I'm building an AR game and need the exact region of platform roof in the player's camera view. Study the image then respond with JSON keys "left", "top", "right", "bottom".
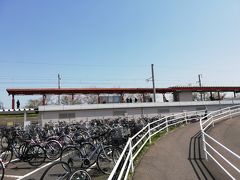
{"left": 6, "top": 86, "right": 240, "bottom": 96}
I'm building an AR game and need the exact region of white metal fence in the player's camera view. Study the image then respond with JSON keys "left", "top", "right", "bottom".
{"left": 108, "top": 110, "right": 206, "bottom": 180}
{"left": 200, "top": 105, "right": 240, "bottom": 180}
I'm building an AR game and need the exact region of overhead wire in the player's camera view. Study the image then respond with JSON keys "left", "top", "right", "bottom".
{"left": 1, "top": 61, "right": 148, "bottom": 68}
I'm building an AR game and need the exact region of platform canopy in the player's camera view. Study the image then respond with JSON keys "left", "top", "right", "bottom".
{"left": 6, "top": 86, "right": 240, "bottom": 96}
{"left": 7, "top": 87, "right": 171, "bottom": 95}
{"left": 6, "top": 86, "right": 240, "bottom": 109}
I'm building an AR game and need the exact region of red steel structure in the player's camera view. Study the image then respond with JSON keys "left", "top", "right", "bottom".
{"left": 7, "top": 87, "right": 240, "bottom": 109}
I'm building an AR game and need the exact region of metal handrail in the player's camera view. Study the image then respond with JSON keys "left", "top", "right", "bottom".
{"left": 201, "top": 105, "right": 240, "bottom": 126}
{"left": 205, "top": 151, "right": 236, "bottom": 180}
{"left": 108, "top": 110, "right": 206, "bottom": 180}
{"left": 203, "top": 132, "right": 240, "bottom": 159}
{"left": 199, "top": 105, "right": 240, "bottom": 180}
{"left": 204, "top": 141, "right": 240, "bottom": 174}
{"left": 150, "top": 121, "right": 166, "bottom": 131}
{"left": 108, "top": 140, "right": 131, "bottom": 180}
{"left": 108, "top": 106, "right": 240, "bottom": 180}
{"left": 131, "top": 125, "right": 148, "bottom": 140}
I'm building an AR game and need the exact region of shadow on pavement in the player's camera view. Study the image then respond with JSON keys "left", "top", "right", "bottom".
{"left": 188, "top": 131, "right": 215, "bottom": 180}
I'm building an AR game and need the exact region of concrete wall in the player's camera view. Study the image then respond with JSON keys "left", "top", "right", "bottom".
{"left": 39, "top": 100, "right": 240, "bottom": 125}
{"left": 179, "top": 92, "right": 193, "bottom": 101}
{"left": 0, "top": 116, "right": 39, "bottom": 127}
{"left": 173, "top": 92, "right": 193, "bottom": 101}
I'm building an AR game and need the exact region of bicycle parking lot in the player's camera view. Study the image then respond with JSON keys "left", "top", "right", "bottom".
{"left": 0, "top": 111, "right": 205, "bottom": 180}
{"left": 0, "top": 116, "right": 162, "bottom": 180}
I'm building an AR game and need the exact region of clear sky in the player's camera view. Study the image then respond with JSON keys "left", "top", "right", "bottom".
{"left": 0, "top": 0, "right": 240, "bottom": 108}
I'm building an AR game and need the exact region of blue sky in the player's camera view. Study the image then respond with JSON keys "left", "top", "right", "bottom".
{"left": 0, "top": 0, "right": 240, "bottom": 108}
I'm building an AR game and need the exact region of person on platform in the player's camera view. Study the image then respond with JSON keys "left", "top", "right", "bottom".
{"left": 16, "top": 100, "right": 20, "bottom": 109}
{"left": 135, "top": 98, "right": 138, "bottom": 103}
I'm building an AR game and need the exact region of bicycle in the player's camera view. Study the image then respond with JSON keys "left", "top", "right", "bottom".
{"left": 60, "top": 132, "right": 122, "bottom": 175}
{"left": 1, "top": 137, "right": 46, "bottom": 167}
{"left": 0, "top": 158, "right": 4, "bottom": 180}
{"left": 40, "top": 161, "right": 91, "bottom": 180}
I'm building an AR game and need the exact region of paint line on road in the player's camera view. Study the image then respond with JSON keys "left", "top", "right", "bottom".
{"left": 10, "top": 152, "right": 95, "bottom": 180}
{"left": 17, "top": 158, "right": 60, "bottom": 180}
{"left": 11, "top": 158, "right": 19, "bottom": 163}
{"left": 5, "top": 158, "right": 20, "bottom": 166}
{"left": 15, "top": 151, "right": 72, "bottom": 180}
{"left": 4, "top": 174, "right": 23, "bottom": 178}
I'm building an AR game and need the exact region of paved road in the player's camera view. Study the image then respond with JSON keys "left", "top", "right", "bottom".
{"left": 133, "top": 117, "right": 240, "bottom": 180}
{"left": 4, "top": 160, "right": 108, "bottom": 180}
{"left": 3, "top": 156, "right": 108, "bottom": 180}
{"left": 204, "top": 116, "right": 240, "bottom": 179}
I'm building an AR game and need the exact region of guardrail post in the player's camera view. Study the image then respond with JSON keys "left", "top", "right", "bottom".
{"left": 129, "top": 138, "right": 134, "bottom": 173}
{"left": 166, "top": 117, "right": 169, "bottom": 132}
{"left": 148, "top": 123, "right": 152, "bottom": 144}
{"left": 200, "top": 120, "right": 208, "bottom": 161}
{"left": 202, "top": 132, "right": 208, "bottom": 161}
{"left": 210, "top": 114, "right": 214, "bottom": 127}
{"left": 230, "top": 109, "right": 232, "bottom": 119}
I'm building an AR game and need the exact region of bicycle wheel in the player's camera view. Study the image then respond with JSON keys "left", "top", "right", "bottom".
{"left": 69, "top": 169, "right": 91, "bottom": 180}
{"left": 12, "top": 136, "right": 22, "bottom": 153}
{"left": 0, "top": 161, "right": 4, "bottom": 180}
{"left": 45, "top": 140, "right": 62, "bottom": 160}
{"left": 0, "top": 149, "right": 13, "bottom": 167}
{"left": 26, "top": 145, "right": 46, "bottom": 166}
{"left": 62, "top": 135, "right": 74, "bottom": 147}
{"left": 20, "top": 143, "right": 31, "bottom": 162}
{"left": 97, "top": 146, "right": 122, "bottom": 174}
{"left": 60, "top": 146, "right": 83, "bottom": 171}
{"left": 40, "top": 161, "right": 71, "bottom": 180}
{"left": 0, "top": 136, "right": 8, "bottom": 150}
{"left": 79, "top": 142, "right": 96, "bottom": 168}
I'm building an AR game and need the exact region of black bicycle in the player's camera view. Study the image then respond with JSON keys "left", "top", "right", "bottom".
{"left": 40, "top": 161, "right": 91, "bottom": 180}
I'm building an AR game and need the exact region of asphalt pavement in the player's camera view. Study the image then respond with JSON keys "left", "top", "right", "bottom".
{"left": 133, "top": 117, "right": 240, "bottom": 180}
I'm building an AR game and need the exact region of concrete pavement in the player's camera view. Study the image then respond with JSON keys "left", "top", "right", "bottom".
{"left": 133, "top": 117, "right": 240, "bottom": 180}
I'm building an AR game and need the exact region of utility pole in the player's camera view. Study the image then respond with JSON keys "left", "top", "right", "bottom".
{"left": 198, "top": 74, "right": 203, "bottom": 101}
{"left": 58, "top": 74, "right": 61, "bottom": 105}
{"left": 151, "top": 64, "right": 156, "bottom": 102}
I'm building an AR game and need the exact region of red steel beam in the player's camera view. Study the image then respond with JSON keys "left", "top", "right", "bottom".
{"left": 6, "top": 86, "right": 240, "bottom": 96}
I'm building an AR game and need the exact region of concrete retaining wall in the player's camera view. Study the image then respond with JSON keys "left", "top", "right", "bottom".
{"left": 39, "top": 100, "right": 240, "bottom": 125}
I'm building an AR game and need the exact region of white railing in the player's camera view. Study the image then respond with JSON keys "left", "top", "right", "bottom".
{"left": 108, "top": 110, "right": 206, "bottom": 180}
{"left": 200, "top": 105, "right": 240, "bottom": 180}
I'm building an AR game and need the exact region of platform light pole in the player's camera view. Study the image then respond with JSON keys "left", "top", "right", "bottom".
{"left": 58, "top": 74, "right": 61, "bottom": 105}
{"left": 151, "top": 64, "right": 156, "bottom": 102}
{"left": 146, "top": 64, "right": 156, "bottom": 103}
{"left": 198, "top": 74, "right": 203, "bottom": 101}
